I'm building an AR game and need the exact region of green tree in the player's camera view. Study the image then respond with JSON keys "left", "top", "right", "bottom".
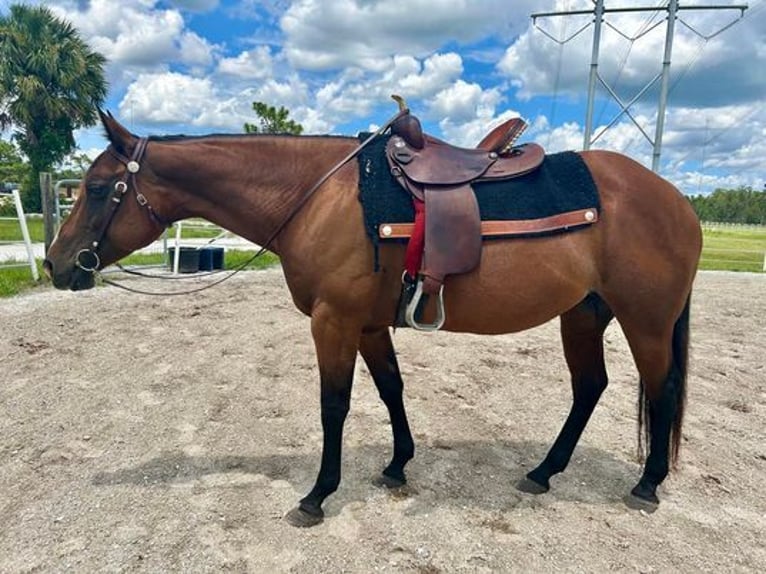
{"left": 0, "top": 4, "right": 107, "bottom": 212}
{"left": 54, "top": 150, "right": 91, "bottom": 180}
{"left": 0, "top": 138, "right": 29, "bottom": 189}
{"left": 244, "top": 101, "right": 303, "bottom": 135}
{"left": 688, "top": 186, "right": 766, "bottom": 224}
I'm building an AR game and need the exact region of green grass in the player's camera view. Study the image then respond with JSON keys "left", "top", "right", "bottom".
{"left": 0, "top": 217, "right": 45, "bottom": 242}
{"left": 699, "top": 227, "right": 766, "bottom": 272}
{"left": 0, "top": 261, "right": 44, "bottom": 297}
{"left": 1, "top": 224, "right": 764, "bottom": 298}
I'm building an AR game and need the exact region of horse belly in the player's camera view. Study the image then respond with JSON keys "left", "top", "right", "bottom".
{"left": 389, "top": 235, "right": 596, "bottom": 335}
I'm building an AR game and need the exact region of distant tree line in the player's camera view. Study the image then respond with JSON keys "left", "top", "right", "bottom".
{"left": 687, "top": 186, "right": 766, "bottom": 224}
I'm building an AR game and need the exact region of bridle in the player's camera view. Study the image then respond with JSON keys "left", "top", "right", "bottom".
{"left": 74, "top": 137, "right": 169, "bottom": 273}
{"left": 73, "top": 107, "right": 408, "bottom": 296}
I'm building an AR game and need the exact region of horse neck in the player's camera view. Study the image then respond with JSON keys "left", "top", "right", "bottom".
{"left": 149, "top": 135, "right": 355, "bottom": 250}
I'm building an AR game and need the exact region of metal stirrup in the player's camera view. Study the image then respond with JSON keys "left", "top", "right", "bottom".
{"left": 404, "top": 278, "right": 445, "bottom": 331}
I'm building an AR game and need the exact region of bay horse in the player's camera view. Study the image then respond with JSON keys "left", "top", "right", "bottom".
{"left": 44, "top": 111, "right": 701, "bottom": 527}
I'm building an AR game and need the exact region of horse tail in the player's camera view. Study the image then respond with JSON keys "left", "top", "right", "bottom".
{"left": 637, "top": 294, "right": 691, "bottom": 468}
{"left": 669, "top": 294, "right": 691, "bottom": 466}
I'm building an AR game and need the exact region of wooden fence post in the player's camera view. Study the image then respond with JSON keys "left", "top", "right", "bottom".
{"left": 39, "top": 172, "right": 55, "bottom": 255}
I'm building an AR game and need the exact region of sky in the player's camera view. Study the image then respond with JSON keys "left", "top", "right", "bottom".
{"left": 1, "top": 0, "right": 764, "bottom": 195}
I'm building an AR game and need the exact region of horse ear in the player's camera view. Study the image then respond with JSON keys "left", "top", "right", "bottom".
{"left": 99, "top": 109, "right": 136, "bottom": 156}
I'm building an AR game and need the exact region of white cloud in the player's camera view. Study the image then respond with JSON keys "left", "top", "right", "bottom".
{"left": 61, "top": 1, "right": 185, "bottom": 67}
{"left": 427, "top": 80, "right": 523, "bottom": 147}
{"left": 48, "top": 0, "right": 218, "bottom": 76}
{"left": 398, "top": 53, "right": 464, "bottom": 98}
{"left": 165, "top": 0, "right": 220, "bottom": 12}
{"left": 306, "top": 53, "right": 466, "bottom": 129}
{"left": 178, "top": 32, "right": 217, "bottom": 68}
{"left": 119, "top": 73, "right": 216, "bottom": 124}
{"left": 534, "top": 120, "right": 585, "bottom": 154}
{"left": 217, "top": 46, "right": 273, "bottom": 79}
{"left": 281, "top": 0, "right": 537, "bottom": 70}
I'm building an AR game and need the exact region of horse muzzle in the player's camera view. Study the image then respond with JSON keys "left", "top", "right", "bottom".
{"left": 43, "top": 255, "right": 97, "bottom": 291}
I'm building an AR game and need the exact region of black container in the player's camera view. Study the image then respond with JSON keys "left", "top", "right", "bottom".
{"left": 198, "top": 247, "right": 225, "bottom": 271}
{"left": 168, "top": 247, "right": 200, "bottom": 273}
{"left": 211, "top": 247, "right": 224, "bottom": 269}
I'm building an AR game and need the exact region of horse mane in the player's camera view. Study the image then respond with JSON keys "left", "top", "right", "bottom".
{"left": 145, "top": 133, "right": 355, "bottom": 143}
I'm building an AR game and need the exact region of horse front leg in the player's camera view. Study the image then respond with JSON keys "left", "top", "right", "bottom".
{"left": 285, "top": 306, "right": 361, "bottom": 528}
{"left": 359, "top": 328, "right": 415, "bottom": 487}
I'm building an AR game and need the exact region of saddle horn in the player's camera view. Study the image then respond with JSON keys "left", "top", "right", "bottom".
{"left": 389, "top": 94, "right": 424, "bottom": 149}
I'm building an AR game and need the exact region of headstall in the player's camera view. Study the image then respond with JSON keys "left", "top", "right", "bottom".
{"left": 75, "top": 137, "right": 170, "bottom": 272}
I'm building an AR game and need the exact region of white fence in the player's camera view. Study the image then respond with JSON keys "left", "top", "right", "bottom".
{"left": 0, "top": 189, "right": 39, "bottom": 280}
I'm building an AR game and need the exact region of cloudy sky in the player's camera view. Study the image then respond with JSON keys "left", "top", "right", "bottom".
{"left": 2, "top": 0, "right": 764, "bottom": 194}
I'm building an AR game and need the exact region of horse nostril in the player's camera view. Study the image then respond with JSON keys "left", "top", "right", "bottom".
{"left": 42, "top": 259, "right": 53, "bottom": 279}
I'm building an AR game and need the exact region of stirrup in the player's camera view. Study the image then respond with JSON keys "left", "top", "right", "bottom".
{"left": 404, "top": 277, "right": 445, "bottom": 331}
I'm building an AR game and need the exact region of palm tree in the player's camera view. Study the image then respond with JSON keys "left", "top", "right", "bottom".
{"left": 0, "top": 4, "right": 107, "bottom": 211}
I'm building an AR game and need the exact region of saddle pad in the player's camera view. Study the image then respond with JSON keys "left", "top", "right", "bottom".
{"left": 356, "top": 133, "right": 600, "bottom": 267}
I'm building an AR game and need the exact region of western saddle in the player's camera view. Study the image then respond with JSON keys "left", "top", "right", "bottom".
{"left": 384, "top": 95, "right": 545, "bottom": 331}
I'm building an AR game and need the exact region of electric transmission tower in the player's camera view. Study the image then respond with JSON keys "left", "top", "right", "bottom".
{"left": 532, "top": 0, "right": 748, "bottom": 172}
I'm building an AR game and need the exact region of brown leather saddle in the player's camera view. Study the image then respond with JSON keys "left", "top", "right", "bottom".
{"left": 384, "top": 99, "right": 545, "bottom": 330}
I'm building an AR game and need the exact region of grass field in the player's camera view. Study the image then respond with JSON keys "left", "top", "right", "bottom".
{"left": 699, "top": 225, "right": 766, "bottom": 273}
{"left": 1, "top": 219, "right": 764, "bottom": 298}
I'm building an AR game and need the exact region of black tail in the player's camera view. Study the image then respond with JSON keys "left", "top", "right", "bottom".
{"left": 638, "top": 294, "right": 691, "bottom": 467}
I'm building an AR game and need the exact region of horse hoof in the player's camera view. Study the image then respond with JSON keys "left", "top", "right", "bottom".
{"left": 624, "top": 493, "right": 659, "bottom": 513}
{"left": 625, "top": 483, "right": 660, "bottom": 513}
{"left": 516, "top": 476, "right": 549, "bottom": 495}
{"left": 284, "top": 506, "right": 324, "bottom": 527}
{"left": 373, "top": 473, "right": 406, "bottom": 489}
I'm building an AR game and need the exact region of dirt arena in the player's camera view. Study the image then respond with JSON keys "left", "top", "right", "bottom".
{"left": 1, "top": 269, "right": 764, "bottom": 573}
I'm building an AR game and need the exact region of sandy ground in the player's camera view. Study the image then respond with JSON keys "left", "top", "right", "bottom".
{"left": 0, "top": 269, "right": 764, "bottom": 573}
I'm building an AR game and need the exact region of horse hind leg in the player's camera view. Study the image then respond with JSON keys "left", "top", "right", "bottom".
{"left": 359, "top": 328, "right": 415, "bottom": 487}
{"left": 518, "top": 293, "right": 614, "bottom": 494}
{"left": 624, "top": 297, "right": 691, "bottom": 511}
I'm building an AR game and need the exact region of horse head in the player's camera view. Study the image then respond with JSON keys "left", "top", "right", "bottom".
{"left": 44, "top": 111, "right": 171, "bottom": 290}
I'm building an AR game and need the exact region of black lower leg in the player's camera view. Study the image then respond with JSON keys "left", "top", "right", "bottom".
{"left": 360, "top": 330, "right": 414, "bottom": 486}
{"left": 631, "top": 370, "right": 679, "bottom": 505}
{"left": 523, "top": 378, "right": 606, "bottom": 491}
{"left": 296, "top": 386, "right": 352, "bottom": 519}
{"left": 521, "top": 294, "right": 612, "bottom": 494}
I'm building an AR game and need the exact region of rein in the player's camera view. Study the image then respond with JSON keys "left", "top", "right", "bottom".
{"left": 85, "top": 108, "right": 408, "bottom": 296}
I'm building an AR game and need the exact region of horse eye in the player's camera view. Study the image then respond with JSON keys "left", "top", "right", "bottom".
{"left": 86, "top": 183, "right": 109, "bottom": 198}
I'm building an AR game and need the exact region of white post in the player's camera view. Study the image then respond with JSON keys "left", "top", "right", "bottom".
{"left": 173, "top": 221, "right": 183, "bottom": 274}
{"left": 12, "top": 189, "right": 39, "bottom": 281}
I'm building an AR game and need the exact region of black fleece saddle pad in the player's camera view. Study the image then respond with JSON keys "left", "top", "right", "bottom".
{"left": 356, "top": 133, "right": 599, "bottom": 248}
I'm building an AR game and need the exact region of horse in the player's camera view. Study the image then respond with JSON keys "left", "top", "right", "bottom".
{"left": 44, "top": 110, "right": 702, "bottom": 527}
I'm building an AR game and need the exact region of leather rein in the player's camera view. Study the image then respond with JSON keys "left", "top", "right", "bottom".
{"left": 77, "top": 108, "right": 407, "bottom": 296}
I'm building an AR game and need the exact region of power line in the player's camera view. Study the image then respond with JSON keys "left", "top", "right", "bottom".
{"left": 531, "top": 1, "right": 749, "bottom": 173}
{"left": 594, "top": 1, "right": 668, "bottom": 127}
